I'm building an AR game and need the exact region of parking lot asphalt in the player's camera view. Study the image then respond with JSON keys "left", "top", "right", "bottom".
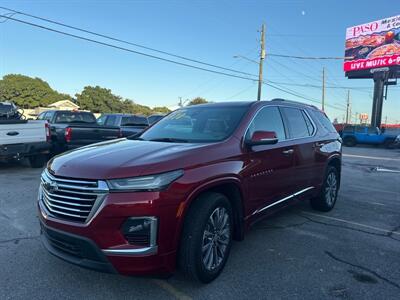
{"left": 0, "top": 146, "right": 399, "bottom": 300}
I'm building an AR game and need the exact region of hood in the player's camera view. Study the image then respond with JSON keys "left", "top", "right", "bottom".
{"left": 48, "top": 138, "right": 211, "bottom": 179}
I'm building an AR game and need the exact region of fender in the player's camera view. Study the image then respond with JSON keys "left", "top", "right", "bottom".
{"left": 172, "top": 175, "right": 246, "bottom": 251}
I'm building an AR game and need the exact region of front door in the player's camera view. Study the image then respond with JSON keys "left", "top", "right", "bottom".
{"left": 243, "top": 106, "right": 295, "bottom": 215}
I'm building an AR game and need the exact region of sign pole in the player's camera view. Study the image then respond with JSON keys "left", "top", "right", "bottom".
{"left": 371, "top": 71, "right": 388, "bottom": 128}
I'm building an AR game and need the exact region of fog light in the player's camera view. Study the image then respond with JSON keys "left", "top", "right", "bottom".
{"left": 122, "top": 217, "right": 158, "bottom": 247}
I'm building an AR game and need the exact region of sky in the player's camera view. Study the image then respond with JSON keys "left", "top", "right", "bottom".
{"left": 0, "top": 0, "right": 399, "bottom": 123}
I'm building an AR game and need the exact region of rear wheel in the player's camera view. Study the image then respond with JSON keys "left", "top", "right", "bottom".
{"left": 384, "top": 139, "right": 395, "bottom": 149}
{"left": 343, "top": 136, "right": 356, "bottom": 147}
{"left": 310, "top": 166, "right": 339, "bottom": 212}
{"left": 179, "top": 193, "right": 233, "bottom": 283}
{"left": 29, "top": 154, "right": 46, "bottom": 168}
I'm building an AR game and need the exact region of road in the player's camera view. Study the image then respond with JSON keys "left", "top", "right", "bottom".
{"left": 0, "top": 146, "right": 399, "bottom": 299}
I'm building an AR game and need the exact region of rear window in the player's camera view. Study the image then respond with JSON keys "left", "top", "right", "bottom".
{"left": 312, "top": 110, "right": 337, "bottom": 133}
{"left": 121, "top": 116, "right": 148, "bottom": 126}
{"left": 55, "top": 112, "right": 96, "bottom": 123}
{"left": 281, "top": 107, "right": 312, "bottom": 139}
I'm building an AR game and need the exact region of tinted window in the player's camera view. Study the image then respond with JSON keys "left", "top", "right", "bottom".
{"left": 105, "top": 115, "right": 117, "bottom": 126}
{"left": 281, "top": 107, "right": 310, "bottom": 139}
{"left": 97, "top": 115, "right": 107, "bottom": 125}
{"left": 44, "top": 111, "right": 55, "bottom": 122}
{"left": 148, "top": 115, "right": 164, "bottom": 125}
{"left": 343, "top": 125, "right": 355, "bottom": 133}
{"left": 355, "top": 126, "right": 366, "bottom": 133}
{"left": 121, "top": 116, "right": 148, "bottom": 126}
{"left": 302, "top": 111, "right": 315, "bottom": 135}
{"left": 312, "top": 110, "right": 337, "bottom": 133}
{"left": 54, "top": 112, "right": 96, "bottom": 123}
{"left": 367, "top": 127, "right": 378, "bottom": 134}
{"left": 140, "top": 106, "right": 248, "bottom": 143}
{"left": 246, "top": 106, "right": 286, "bottom": 141}
{"left": 37, "top": 112, "right": 46, "bottom": 120}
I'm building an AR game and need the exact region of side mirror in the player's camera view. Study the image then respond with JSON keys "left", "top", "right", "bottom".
{"left": 246, "top": 131, "right": 278, "bottom": 146}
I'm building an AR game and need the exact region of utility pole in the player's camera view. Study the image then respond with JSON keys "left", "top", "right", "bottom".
{"left": 257, "top": 24, "right": 265, "bottom": 101}
{"left": 384, "top": 115, "right": 388, "bottom": 125}
{"left": 345, "top": 90, "right": 350, "bottom": 124}
{"left": 321, "top": 67, "right": 325, "bottom": 111}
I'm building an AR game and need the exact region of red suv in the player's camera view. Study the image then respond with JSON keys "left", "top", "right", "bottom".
{"left": 38, "top": 99, "right": 341, "bottom": 283}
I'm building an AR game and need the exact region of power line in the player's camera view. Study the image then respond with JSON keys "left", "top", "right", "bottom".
{"left": 267, "top": 80, "right": 371, "bottom": 91}
{"left": 268, "top": 53, "right": 352, "bottom": 60}
{"left": 3, "top": 15, "right": 259, "bottom": 83}
{"left": 263, "top": 81, "right": 347, "bottom": 112}
{"left": 0, "top": 6, "right": 257, "bottom": 78}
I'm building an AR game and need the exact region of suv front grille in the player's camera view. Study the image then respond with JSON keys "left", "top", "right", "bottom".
{"left": 40, "top": 169, "right": 108, "bottom": 223}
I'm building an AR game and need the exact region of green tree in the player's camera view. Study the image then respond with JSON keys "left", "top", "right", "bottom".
{"left": 152, "top": 106, "right": 171, "bottom": 114}
{"left": 0, "top": 74, "right": 70, "bottom": 108}
{"left": 188, "top": 97, "right": 208, "bottom": 106}
{"left": 76, "top": 86, "right": 124, "bottom": 113}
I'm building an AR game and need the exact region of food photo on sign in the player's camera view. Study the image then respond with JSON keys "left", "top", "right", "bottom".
{"left": 344, "top": 15, "right": 400, "bottom": 72}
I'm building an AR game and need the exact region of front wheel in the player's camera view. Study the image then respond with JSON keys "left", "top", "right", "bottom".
{"left": 29, "top": 154, "right": 46, "bottom": 168}
{"left": 179, "top": 193, "right": 233, "bottom": 283}
{"left": 310, "top": 166, "right": 339, "bottom": 212}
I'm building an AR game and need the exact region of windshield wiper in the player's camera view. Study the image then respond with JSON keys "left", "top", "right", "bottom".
{"left": 149, "top": 137, "right": 190, "bottom": 143}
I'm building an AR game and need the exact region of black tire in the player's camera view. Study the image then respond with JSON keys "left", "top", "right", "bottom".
{"left": 343, "top": 136, "right": 356, "bottom": 147}
{"left": 310, "top": 166, "right": 339, "bottom": 212}
{"left": 179, "top": 192, "right": 233, "bottom": 283}
{"left": 384, "top": 139, "right": 395, "bottom": 149}
{"left": 29, "top": 154, "right": 46, "bottom": 168}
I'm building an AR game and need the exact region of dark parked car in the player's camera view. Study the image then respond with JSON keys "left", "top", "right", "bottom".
{"left": 38, "top": 100, "right": 341, "bottom": 283}
{"left": 37, "top": 110, "right": 121, "bottom": 153}
{"left": 147, "top": 114, "right": 165, "bottom": 125}
{"left": 97, "top": 113, "right": 149, "bottom": 137}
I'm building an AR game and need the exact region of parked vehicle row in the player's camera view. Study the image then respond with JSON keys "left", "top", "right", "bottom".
{"left": 38, "top": 99, "right": 342, "bottom": 283}
{"left": 1, "top": 101, "right": 167, "bottom": 167}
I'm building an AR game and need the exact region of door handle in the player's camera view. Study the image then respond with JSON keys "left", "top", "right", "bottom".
{"left": 282, "top": 149, "right": 294, "bottom": 155}
{"left": 6, "top": 131, "right": 19, "bottom": 136}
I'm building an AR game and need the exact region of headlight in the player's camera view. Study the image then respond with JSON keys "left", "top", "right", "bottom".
{"left": 107, "top": 169, "right": 183, "bottom": 191}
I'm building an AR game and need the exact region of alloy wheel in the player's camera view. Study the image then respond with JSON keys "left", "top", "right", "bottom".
{"left": 325, "top": 172, "right": 338, "bottom": 206}
{"left": 201, "top": 207, "right": 231, "bottom": 271}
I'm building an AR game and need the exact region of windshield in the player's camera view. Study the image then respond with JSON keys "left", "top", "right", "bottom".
{"left": 55, "top": 112, "right": 96, "bottom": 124}
{"left": 139, "top": 106, "right": 248, "bottom": 143}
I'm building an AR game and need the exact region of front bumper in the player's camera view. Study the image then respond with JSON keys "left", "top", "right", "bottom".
{"left": 40, "top": 221, "right": 117, "bottom": 273}
{"left": 38, "top": 190, "right": 182, "bottom": 276}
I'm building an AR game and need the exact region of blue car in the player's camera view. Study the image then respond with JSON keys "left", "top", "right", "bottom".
{"left": 342, "top": 125, "right": 397, "bottom": 148}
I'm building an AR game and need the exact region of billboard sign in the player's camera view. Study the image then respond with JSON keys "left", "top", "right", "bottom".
{"left": 344, "top": 15, "right": 400, "bottom": 73}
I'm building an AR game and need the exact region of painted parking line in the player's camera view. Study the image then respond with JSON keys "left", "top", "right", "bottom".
{"left": 301, "top": 211, "right": 400, "bottom": 236}
{"left": 342, "top": 184, "right": 399, "bottom": 195}
{"left": 343, "top": 154, "right": 400, "bottom": 162}
{"left": 152, "top": 279, "right": 192, "bottom": 300}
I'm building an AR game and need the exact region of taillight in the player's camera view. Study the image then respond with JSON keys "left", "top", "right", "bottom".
{"left": 65, "top": 127, "right": 72, "bottom": 143}
{"left": 45, "top": 122, "right": 50, "bottom": 142}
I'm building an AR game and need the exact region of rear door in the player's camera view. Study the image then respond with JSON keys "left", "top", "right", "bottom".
{"left": 243, "top": 106, "right": 295, "bottom": 214}
{"left": 280, "top": 107, "right": 318, "bottom": 191}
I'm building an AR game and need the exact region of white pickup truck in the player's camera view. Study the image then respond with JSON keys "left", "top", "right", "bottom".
{"left": 0, "top": 119, "right": 51, "bottom": 167}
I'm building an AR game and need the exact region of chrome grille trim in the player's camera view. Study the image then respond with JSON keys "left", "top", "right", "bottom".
{"left": 39, "top": 169, "right": 109, "bottom": 223}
